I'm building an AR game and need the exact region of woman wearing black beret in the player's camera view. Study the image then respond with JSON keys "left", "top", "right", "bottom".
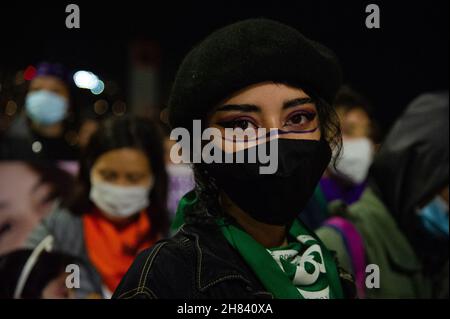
{"left": 114, "top": 18, "right": 355, "bottom": 299}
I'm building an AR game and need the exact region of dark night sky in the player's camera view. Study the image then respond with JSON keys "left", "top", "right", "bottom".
{"left": 0, "top": 0, "right": 448, "bottom": 131}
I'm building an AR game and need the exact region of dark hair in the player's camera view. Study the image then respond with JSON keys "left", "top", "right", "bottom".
{"left": 334, "top": 85, "right": 381, "bottom": 143}
{"left": 185, "top": 85, "right": 342, "bottom": 225}
{"left": 69, "top": 115, "right": 169, "bottom": 238}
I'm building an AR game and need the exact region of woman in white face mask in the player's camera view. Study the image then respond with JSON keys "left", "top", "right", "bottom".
{"left": 310, "top": 87, "right": 379, "bottom": 298}
{"left": 26, "top": 115, "right": 169, "bottom": 298}
{"left": 299, "top": 86, "right": 379, "bottom": 232}
{"left": 5, "top": 62, "right": 79, "bottom": 161}
{"left": 319, "top": 86, "right": 379, "bottom": 206}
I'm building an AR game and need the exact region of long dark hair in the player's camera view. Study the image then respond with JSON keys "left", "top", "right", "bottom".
{"left": 184, "top": 85, "right": 342, "bottom": 225}
{"left": 69, "top": 115, "right": 169, "bottom": 238}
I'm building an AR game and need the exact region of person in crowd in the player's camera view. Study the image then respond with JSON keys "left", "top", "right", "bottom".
{"left": 0, "top": 161, "right": 74, "bottom": 255}
{"left": 317, "top": 91, "right": 449, "bottom": 298}
{"left": 114, "top": 19, "right": 355, "bottom": 299}
{"left": 299, "top": 86, "right": 380, "bottom": 230}
{"left": 6, "top": 62, "right": 79, "bottom": 160}
{"left": 26, "top": 115, "right": 169, "bottom": 298}
{"left": 321, "top": 86, "right": 380, "bottom": 205}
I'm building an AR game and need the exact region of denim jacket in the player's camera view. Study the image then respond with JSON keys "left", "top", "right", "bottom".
{"left": 113, "top": 222, "right": 355, "bottom": 299}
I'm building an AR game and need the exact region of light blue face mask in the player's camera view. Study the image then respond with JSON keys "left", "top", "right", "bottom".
{"left": 25, "top": 90, "right": 69, "bottom": 125}
{"left": 418, "top": 195, "right": 449, "bottom": 238}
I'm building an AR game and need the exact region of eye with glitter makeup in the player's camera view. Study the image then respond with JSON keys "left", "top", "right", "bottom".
{"left": 216, "top": 116, "right": 259, "bottom": 130}
{"left": 283, "top": 110, "right": 317, "bottom": 130}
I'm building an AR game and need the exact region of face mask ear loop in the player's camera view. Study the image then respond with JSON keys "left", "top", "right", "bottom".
{"left": 13, "top": 235, "right": 54, "bottom": 299}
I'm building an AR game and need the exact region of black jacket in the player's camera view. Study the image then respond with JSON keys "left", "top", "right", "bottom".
{"left": 113, "top": 222, "right": 355, "bottom": 299}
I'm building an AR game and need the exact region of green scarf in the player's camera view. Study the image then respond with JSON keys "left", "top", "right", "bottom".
{"left": 171, "top": 191, "right": 344, "bottom": 299}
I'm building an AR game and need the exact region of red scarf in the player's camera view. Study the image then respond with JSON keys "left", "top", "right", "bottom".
{"left": 83, "top": 208, "right": 155, "bottom": 293}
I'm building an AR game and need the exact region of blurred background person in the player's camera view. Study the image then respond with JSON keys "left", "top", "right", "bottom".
{"left": 299, "top": 86, "right": 380, "bottom": 230}
{"left": 322, "top": 86, "right": 380, "bottom": 205}
{"left": 4, "top": 62, "right": 79, "bottom": 161}
{"left": 0, "top": 161, "right": 74, "bottom": 256}
{"left": 0, "top": 162, "right": 54, "bottom": 256}
{"left": 317, "top": 91, "right": 449, "bottom": 298}
{"left": 26, "top": 115, "right": 169, "bottom": 298}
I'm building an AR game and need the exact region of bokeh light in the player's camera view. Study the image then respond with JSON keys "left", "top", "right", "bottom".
{"left": 73, "top": 70, "right": 99, "bottom": 90}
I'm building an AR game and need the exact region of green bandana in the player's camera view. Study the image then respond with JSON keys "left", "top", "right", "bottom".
{"left": 171, "top": 191, "right": 344, "bottom": 299}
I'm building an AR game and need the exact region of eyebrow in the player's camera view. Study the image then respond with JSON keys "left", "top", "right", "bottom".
{"left": 215, "top": 104, "right": 260, "bottom": 113}
{"left": 215, "top": 97, "right": 314, "bottom": 113}
{"left": 98, "top": 168, "right": 116, "bottom": 174}
{"left": 282, "top": 97, "right": 314, "bottom": 109}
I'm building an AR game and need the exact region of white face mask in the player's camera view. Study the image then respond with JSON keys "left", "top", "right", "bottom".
{"left": 332, "top": 137, "right": 374, "bottom": 184}
{"left": 89, "top": 179, "right": 153, "bottom": 218}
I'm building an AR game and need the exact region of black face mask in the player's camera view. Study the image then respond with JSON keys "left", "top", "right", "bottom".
{"left": 200, "top": 138, "right": 332, "bottom": 226}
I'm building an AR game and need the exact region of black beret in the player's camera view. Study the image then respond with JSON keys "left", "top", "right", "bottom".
{"left": 168, "top": 18, "right": 342, "bottom": 129}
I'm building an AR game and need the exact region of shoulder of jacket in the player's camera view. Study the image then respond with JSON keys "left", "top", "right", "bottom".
{"left": 26, "top": 207, "right": 81, "bottom": 248}
{"left": 113, "top": 234, "right": 194, "bottom": 299}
